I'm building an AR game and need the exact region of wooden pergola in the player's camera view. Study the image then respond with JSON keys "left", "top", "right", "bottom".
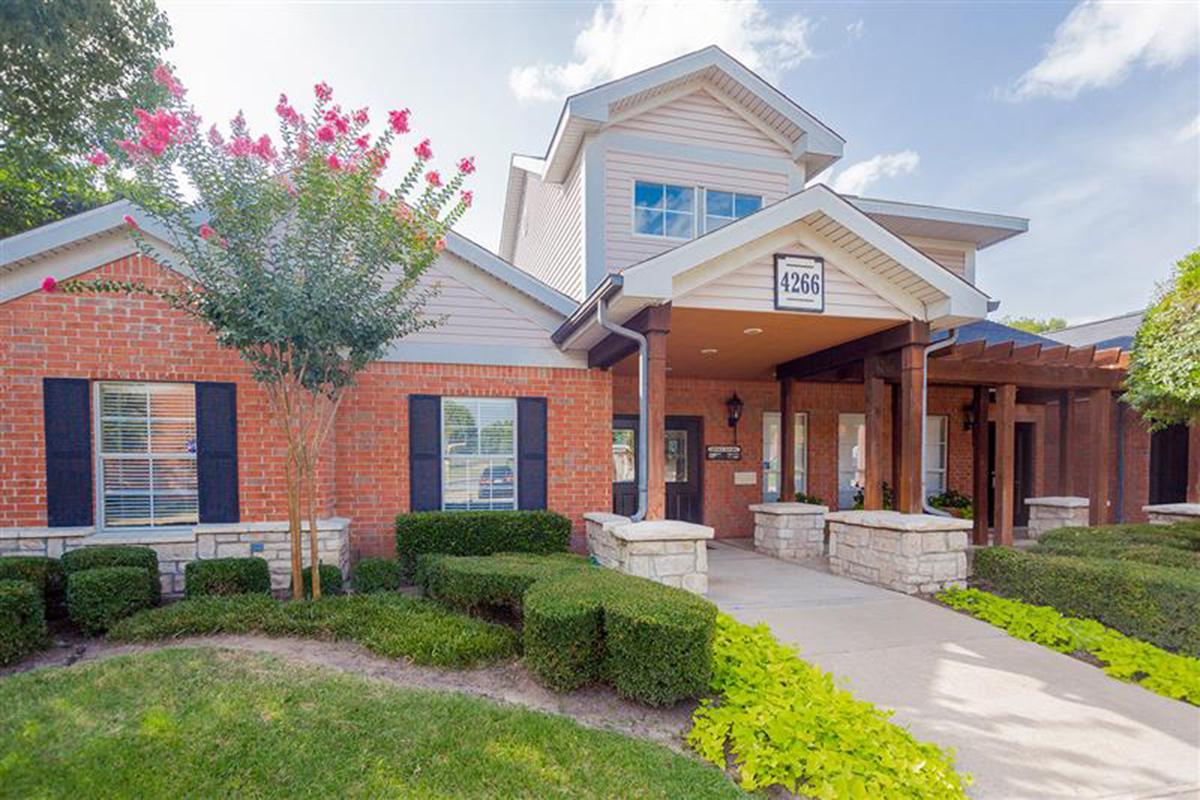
{"left": 775, "top": 323, "right": 1129, "bottom": 546}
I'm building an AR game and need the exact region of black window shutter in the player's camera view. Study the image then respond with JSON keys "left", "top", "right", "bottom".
{"left": 517, "top": 397, "right": 548, "bottom": 510}
{"left": 43, "top": 378, "right": 93, "bottom": 527}
{"left": 195, "top": 382, "right": 240, "bottom": 523}
{"left": 409, "top": 395, "right": 442, "bottom": 511}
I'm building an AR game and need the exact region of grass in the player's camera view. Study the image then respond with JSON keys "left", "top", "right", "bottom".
{"left": 0, "top": 648, "right": 746, "bottom": 799}
{"left": 108, "top": 593, "right": 518, "bottom": 669}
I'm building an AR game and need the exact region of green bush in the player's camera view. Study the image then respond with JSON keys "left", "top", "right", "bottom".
{"left": 67, "top": 566, "right": 156, "bottom": 635}
{"left": 1034, "top": 523, "right": 1200, "bottom": 567}
{"left": 940, "top": 587, "right": 1200, "bottom": 705}
{"left": 0, "top": 580, "right": 46, "bottom": 666}
{"left": 0, "top": 557, "right": 66, "bottom": 618}
{"left": 689, "top": 614, "right": 967, "bottom": 797}
{"left": 974, "top": 547, "right": 1200, "bottom": 655}
{"left": 184, "top": 558, "right": 271, "bottom": 598}
{"left": 395, "top": 510, "right": 571, "bottom": 579}
{"left": 62, "top": 545, "right": 161, "bottom": 602}
{"left": 422, "top": 552, "right": 715, "bottom": 706}
{"left": 302, "top": 563, "right": 344, "bottom": 598}
{"left": 108, "top": 592, "right": 518, "bottom": 668}
{"left": 351, "top": 557, "right": 403, "bottom": 594}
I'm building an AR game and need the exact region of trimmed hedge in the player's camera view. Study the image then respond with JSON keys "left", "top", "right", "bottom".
{"left": 974, "top": 547, "right": 1200, "bottom": 655}
{"left": 422, "top": 552, "right": 716, "bottom": 706}
{"left": 67, "top": 567, "right": 156, "bottom": 635}
{"left": 0, "top": 557, "right": 66, "bottom": 618}
{"left": 350, "top": 558, "right": 403, "bottom": 594}
{"left": 62, "top": 545, "right": 161, "bottom": 602}
{"left": 0, "top": 580, "right": 46, "bottom": 666}
{"left": 395, "top": 510, "right": 571, "bottom": 579}
{"left": 185, "top": 558, "right": 272, "bottom": 598}
{"left": 302, "top": 564, "right": 344, "bottom": 598}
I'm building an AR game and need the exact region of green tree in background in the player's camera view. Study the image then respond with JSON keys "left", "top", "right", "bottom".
{"left": 0, "top": 0, "right": 173, "bottom": 236}
{"left": 1001, "top": 316, "right": 1068, "bottom": 334}
{"left": 1125, "top": 248, "right": 1200, "bottom": 430}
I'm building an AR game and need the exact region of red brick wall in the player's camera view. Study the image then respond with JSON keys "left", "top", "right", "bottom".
{"left": 0, "top": 255, "right": 612, "bottom": 557}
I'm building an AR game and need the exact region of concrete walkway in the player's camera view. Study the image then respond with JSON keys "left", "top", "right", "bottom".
{"left": 707, "top": 540, "right": 1200, "bottom": 800}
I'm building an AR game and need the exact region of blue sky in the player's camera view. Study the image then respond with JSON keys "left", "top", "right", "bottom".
{"left": 162, "top": 1, "right": 1198, "bottom": 324}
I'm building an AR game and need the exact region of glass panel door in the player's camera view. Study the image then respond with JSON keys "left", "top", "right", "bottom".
{"left": 837, "top": 413, "right": 866, "bottom": 509}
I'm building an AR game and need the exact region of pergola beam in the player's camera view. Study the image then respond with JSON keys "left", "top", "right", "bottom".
{"left": 923, "top": 359, "right": 1124, "bottom": 389}
{"left": 775, "top": 321, "right": 930, "bottom": 381}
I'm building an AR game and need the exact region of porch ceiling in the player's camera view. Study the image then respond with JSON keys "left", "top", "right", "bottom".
{"left": 612, "top": 307, "right": 898, "bottom": 380}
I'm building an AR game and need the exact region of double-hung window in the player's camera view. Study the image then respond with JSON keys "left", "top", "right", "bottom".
{"left": 924, "top": 414, "right": 949, "bottom": 497}
{"left": 633, "top": 181, "right": 695, "bottom": 239}
{"left": 704, "top": 190, "right": 762, "bottom": 232}
{"left": 442, "top": 397, "right": 517, "bottom": 510}
{"left": 97, "top": 382, "right": 199, "bottom": 528}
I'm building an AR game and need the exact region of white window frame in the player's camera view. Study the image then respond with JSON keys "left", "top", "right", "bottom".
{"left": 439, "top": 397, "right": 519, "bottom": 512}
{"left": 702, "top": 188, "right": 763, "bottom": 233}
{"left": 94, "top": 381, "right": 199, "bottom": 532}
{"left": 837, "top": 413, "right": 866, "bottom": 509}
{"left": 762, "top": 411, "right": 808, "bottom": 501}
{"left": 924, "top": 414, "right": 949, "bottom": 498}
{"left": 631, "top": 179, "right": 696, "bottom": 241}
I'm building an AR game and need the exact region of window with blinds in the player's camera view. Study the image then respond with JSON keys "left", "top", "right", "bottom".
{"left": 97, "top": 382, "right": 199, "bottom": 528}
{"left": 441, "top": 397, "right": 517, "bottom": 511}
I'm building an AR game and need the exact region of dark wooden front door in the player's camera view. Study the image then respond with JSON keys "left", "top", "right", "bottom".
{"left": 1149, "top": 424, "right": 1189, "bottom": 504}
{"left": 611, "top": 415, "right": 704, "bottom": 523}
{"left": 987, "top": 421, "right": 1036, "bottom": 527}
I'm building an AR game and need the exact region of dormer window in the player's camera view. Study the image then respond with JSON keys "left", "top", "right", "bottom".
{"left": 703, "top": 190, "right": 762, "bottom": 232}
{"left": 633, "top": 181, "right": 696, "bottom": 239}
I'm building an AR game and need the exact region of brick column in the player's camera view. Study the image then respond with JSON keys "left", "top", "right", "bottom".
{"left": 645, "top": 323, "right": 669, "bottom": 521}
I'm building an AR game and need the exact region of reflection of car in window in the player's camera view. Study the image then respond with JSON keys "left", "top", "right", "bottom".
{"left": 478, "top": 465, "right": 514, "bottom": 501}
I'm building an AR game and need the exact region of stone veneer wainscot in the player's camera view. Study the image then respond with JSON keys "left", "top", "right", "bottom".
{"left": 1142, "top": 503, "right": 1200, "bottom": 525}
{"left": 749, "top": 502, "right": 828, "bottom": 561}
{"left": 1025, "top": 496, "right": 1090, "bottom": 539}
{"left": 826, "top": 510, "right": 971, "bottom": 595}
{"left": 584, "top": 512, "right": 713, "bottom": 594}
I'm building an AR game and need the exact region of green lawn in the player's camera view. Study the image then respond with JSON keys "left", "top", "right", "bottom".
{"left": 0, "top": 648, "right": 745, "bottom": 798}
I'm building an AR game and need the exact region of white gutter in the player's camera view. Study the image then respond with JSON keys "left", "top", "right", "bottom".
{"left": 922, "top": 329, "right": 958, "bottom": 517}
{"left": 597, "top": 299, "right": 648, "bottom": 522}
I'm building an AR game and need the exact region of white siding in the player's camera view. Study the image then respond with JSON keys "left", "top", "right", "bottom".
{"left": 897, "top": 236, "right": 972, "bottom": 279}
{"left": 511, "top": 161, "right": 584, "bottom": 300}
{"left": 675, "top": 241, "right": 908, "bottom": 320}
{"left": 611, "top": 89, "right": 790, "bottom": 158}
{"left": 605, "top": 149, "right": 789, "bottom": 270}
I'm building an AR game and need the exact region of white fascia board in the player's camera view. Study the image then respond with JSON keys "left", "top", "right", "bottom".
{"left": 444, "top": 230, "right": 578, "bottom": 319}
{"left": 846, "top": 195, "right": 1029, "bottom": 249}
{"left": 0, "top": 199, "right": 171, "bottom": 270}
{"left": 511, "top": 154, "right": 545, "bottom": 175}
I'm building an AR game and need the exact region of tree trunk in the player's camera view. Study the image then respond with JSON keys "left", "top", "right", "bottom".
{"left": 304, "top": 455, "right": 321, "bottom": 600}
{"left": 286, "top": 448, "right": 304, "bottom": 601}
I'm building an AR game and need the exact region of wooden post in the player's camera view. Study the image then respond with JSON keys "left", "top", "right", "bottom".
{"left": 864, "top": 357, "right": 885, "bottom": 510}
{"left": 1089, "top": 388, "right": 1111, "bottom": 525}
{"left": 1058, "top": 390, "right": 1075, "bottom": 495}
{"left": 894, "top": 344, "right": 924, "bottom": 513}
{"left": 779, "top": 377, "right": 796, "bottom": 502}
{"left": 645, "top": 325, "right": 669, "bottom": 521}
{"left": 994, "top": 383, "right": 1017, "bottom": 546}
{"left": 1188, "top": 420, "right": 1200, "bottom": 504}
{"left": 972, "top": 386, "right": 990, "bottom": 545}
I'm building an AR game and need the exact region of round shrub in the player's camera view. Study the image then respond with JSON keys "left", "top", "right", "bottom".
{"left": 185, "top": 558, "right": 271, "bottom": 598}
{"left": 0, "top": 579, "right": 46, "bottom": 666}
{"left": 302, "top": 564, "right": 344, "bottom": 598}
{"left": 0, "top": 556, "right": 66, "bottom": 618}
{"left": 62, "top": 545, "right": 161, "bottom": 602}
{"left": 351, "top": 558, "right": 403, "bottom": 594}
{"left": 67, "top": 567, "right": 156, "bottom": 635}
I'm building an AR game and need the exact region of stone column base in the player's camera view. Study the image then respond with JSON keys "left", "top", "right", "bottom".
{"left": 826, "top": 510, "right": 970, "bottom": 595}
{"left": 1024, "top": 497, "right": 1089, "bottom": 538}
{"left": 584, "top": 513, "right": 714, "bottom": 594}
{"left": 748, "top": 502, "right": 828, "bottom": 561}
{"left": 1143, "top": 503, "right": 1200, "bottom": 525}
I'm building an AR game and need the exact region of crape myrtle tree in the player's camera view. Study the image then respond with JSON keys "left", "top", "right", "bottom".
{"left": 46, "top": 67, "right": 476, "bottom": 599}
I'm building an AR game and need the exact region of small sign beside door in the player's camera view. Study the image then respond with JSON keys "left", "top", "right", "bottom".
{"left": 774, "top": 254, "right": 825, "bottom": 313}
{"left": 706, "top": 445, "right": 742, "bottom": 461}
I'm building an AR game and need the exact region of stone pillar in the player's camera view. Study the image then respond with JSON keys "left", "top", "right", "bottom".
{"left": 826, "top": 510, "right": 971, "bottom": 595}
{"left": 749, "top": 502, "right": 828, "bottom": 561}
{"left": 584, "top": 513, "right": 713, "bottom": 594}
{"left": 1025, "top": 497, "right": 1089, "bottom": 539}
{"left": 1143, "top": 504, "right": 1200, "bottom": 525}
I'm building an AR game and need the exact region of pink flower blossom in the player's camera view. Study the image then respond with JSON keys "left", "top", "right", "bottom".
{"left": 41, "top": 276, "right": 57, "bottom": 293}
{"left": 314, "top": 81, "right": 333, "bottom": 102}
{"left": 377, "top": 189, "right": 389, "bottom": 202}
{"left": 207, "top": 125, "right": 224, "bottom": 146}
{"left": 388, "top": 109, "right": 411, "bottom": 134}
{"left": 434, "top": 238, "right": 447, "bottom": 253}
{"left": 413, "top": 138, "right": 433, "bottom": 161}
{"left": 460, "top": 190, "right": 473, "bottom": 207}
{"left": 352, "top": 108, "right": 369, "bottom": 126}
{"left": 425, "top": 170, "right": 442, "bottom": 188}
{"left": 253, "top": 134, "right": 277, "bottom": 161}
{"left": 457, "top": 156, "right": 475, "bottom": 175}
{"left": 227, "top": 136, "right": 255, "bottom": 158}
{"left": 123, "top": 214, "right": 139, "bottom": 230}
{"left": 127, "top": 108, "right": 183, "bottom": 157}
{"left": 199, "top": 223, "right": 217, "bottom": 240}
{"left": 354, "top": 135, "right": 370, "bottom": 150}
{"left": 152, "top": 63, "right": 186, "bottom": 98}
{"left": 326, "top": 153, "right": 341, "bottom": 170}
{"left": 323, "top": 108, "right": 349, "bottom": 134}
{"left": 315, "top": 125, "right": 336, "bottom": 143}
{"left": 117, "top": 139, "right": 138, "bottom": 157}
{"left": 275, "top": 94, "right": 300, "bottom": 126}
{"left": 88, "top": 149, "right": 110, "bottom": 167}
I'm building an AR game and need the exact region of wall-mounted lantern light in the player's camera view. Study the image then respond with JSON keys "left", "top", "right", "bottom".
{"left": 726, "top": 392, "right": 744, "bottom": 443}
{"left": 962, "top": 404, "right": 976, "bottom": 431}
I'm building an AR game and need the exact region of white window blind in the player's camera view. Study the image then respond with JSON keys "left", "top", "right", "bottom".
{"left": 442, "top": 398, "right": 517, "bottom": 511}
{"left": 97, "top": 382, "right": 198, "bottom": 528}
{"left": 762, "top": 411, "right": 808, "bottom": 501}
{"left": 925, "top": 414, "right": 949, "bottom": 497}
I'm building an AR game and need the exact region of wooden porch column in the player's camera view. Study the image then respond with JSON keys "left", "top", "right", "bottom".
{"left": 971, "top": 386, "right": 990, "bottom": 545}
{"left": 1089, "top": 388, "right": 1112, "bottom": 525}
{"left": 863, "top": 357, "right": 886, "bottom": 510}
{"left": 894, "top": 344, "right": 925, "bottom": 513}
{"left": 1188, "top": 421, "right": 1200, "bottom": 504}
{"left": 994, "top": 383, "right": 1017, "bottom": 546}
{"left": 779, "top": 377, "right": 796, "bottom": 502}
{"left": 1058, "top": 390, "right": 1076, "bottom": 495}
{"left": 645, "top": 323, "right": 669, "bottom": 520}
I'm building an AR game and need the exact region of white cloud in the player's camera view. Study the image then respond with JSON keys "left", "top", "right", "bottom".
{"left": 1012, "top": 0, "right": 1199, "bottom": 100}
{"left": 846, "top": 20, "right": 865, "bottom": 41}
{"left": 509, "top": 0, "right": 814, "bottom": 102}
{"left": 827, "top": 150, "right": 920, "bottom": 196}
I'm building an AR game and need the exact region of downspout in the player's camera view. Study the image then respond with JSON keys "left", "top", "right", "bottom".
{"left": 598, "top": 299, "right": 649, "bottom": 522}
{"left": 922, "top": 329, "right": 958, "bottom": 516}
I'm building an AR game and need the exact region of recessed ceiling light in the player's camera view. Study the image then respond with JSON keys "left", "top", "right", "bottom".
{"left": 700, "top": 348, "right": 718, "bottom": 355}
{"left": 743, "top": 327, "right": 764, "bottom": 336}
